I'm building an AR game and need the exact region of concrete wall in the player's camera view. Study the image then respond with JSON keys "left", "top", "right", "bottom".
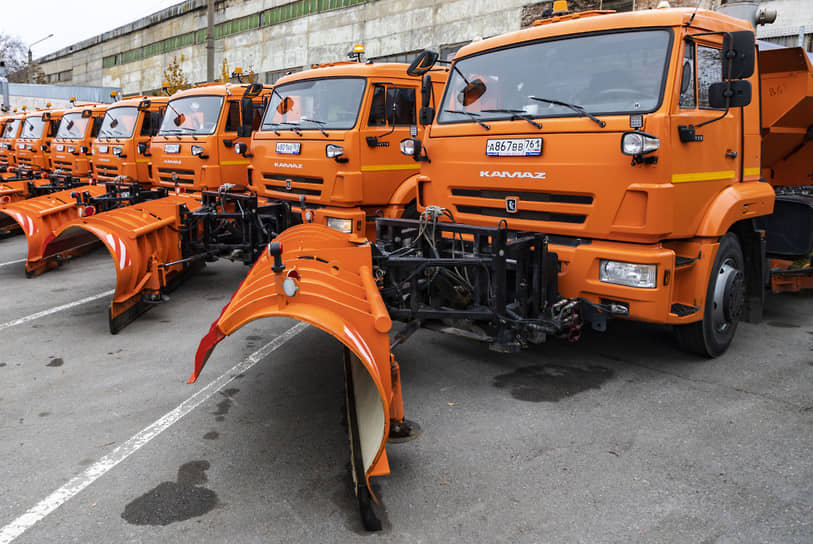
{"left": 36, "top": 0, "right": 811, "bottom": 95}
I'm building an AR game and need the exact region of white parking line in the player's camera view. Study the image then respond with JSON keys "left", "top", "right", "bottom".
{"left": 0, "top": 258, "right": 25, "bottom": 268}
{"left": 0, "top": 321, "right": 308, "bottom": 544}
{"left": 0, "top": 290, "right": 115, "bottom": 332}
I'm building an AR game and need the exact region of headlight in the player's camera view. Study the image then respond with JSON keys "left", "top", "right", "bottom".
{"left": 26, "top": 144, "right": 32, "bottom": 150}
{"left": 400, "top": 138, "right": 419, "bottom": 156}
{"left": 68, "top": 146, "right": 76, "bottom": 153}
{"left": 326, "top": 217, "right": 353, "bottom": 233}
{"left": 599, "top": 260, "right": 657, "bottom": 289}
{"left": 191, "top": 145, "right": 205, "bottom": 156}
{"left": 325, "top": 144, "right": 344, "bottom": 159}
{"left": 621, "top": 131, "right": 659, "bottom": 155}
{"left": 112, "top": 145, "right": 123, "bottom": 156}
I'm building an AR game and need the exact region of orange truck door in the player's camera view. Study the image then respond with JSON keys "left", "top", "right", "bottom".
{"left": 358, "top": 83, "right": 420, "bottom": 206}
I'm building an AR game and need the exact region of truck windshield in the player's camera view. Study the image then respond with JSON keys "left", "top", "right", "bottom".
{"left": 438, "top": 30, "right": 672, "bottom": 125}
{"left": 20, "top": 116, "right": 45, "bottom": 139}
{"left": 56, "top": 113, "right": 90, "bottom": 140}
{"left": 98, "top": 106, "right": 139, "bottom": 139}
{"left": 3, "top": 119, "right": 21, "bottom": 138}
{"left": 158, "top": 96, "right": 224, "bottom": 136}
{"left": 262, "top": 77, "right": 366, "bottom": 131}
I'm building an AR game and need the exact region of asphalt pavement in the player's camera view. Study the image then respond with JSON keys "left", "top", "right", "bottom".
{"left": 0, "top": 233, "right": 810, "bottom": 543}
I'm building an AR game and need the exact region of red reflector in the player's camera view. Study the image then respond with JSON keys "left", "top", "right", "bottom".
{"left": 80, "top": 206, "right": 96, "bottom": 217}
{"left": 0, "top": 196, "right": 10, "bottom": 204}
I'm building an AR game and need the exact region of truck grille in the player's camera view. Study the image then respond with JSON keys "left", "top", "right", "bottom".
{"left": 95, "top": 164, "right": 119, "bottom": 182}
{"left": 54, "top": 160, "right": 73, "bottom": 172}
{"left": 452, "top": 188, "right": 591, "bottom": 224}
{"left": 158, "top": 167, "right": 195, "bottom": 184}
{"left": 262, "top": 173, "right": 323, "bottom": 197}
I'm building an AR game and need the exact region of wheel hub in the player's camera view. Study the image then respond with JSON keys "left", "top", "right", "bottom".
{"left": 711, "top": 260, "right": 745, "bottom": 333}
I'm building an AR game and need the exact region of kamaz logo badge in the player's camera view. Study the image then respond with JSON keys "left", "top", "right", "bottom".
{"left": 506, "top": 197, "right": 518, "bottom": 213}
{"left": 285, "top": 178, "right": 292, "bottom": 191}
{"left": 480, "top": 171, "right": 546, "bottom": 179}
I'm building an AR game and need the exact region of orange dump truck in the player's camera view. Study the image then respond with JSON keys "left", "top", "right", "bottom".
{"left": 0, "top": 111, "right": 55, "bottom": 205}
{"left": 14, "top": 108, "right": 64, "bottom": 177}
{"left": 0, "top": 97, "right": 168, "bottom": 276}
{"left": 194, "top": 6, "right": 812, "bottom": 529}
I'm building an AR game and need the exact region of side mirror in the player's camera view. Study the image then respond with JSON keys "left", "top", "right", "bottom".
{"left": 276, "top": 96, "right": 294, "bottom": 115}
{"left": 245, "top": 83, "right": 263, "bottom": 97}
{"left": 173, "top": 113, "right": 185, "bottom": 127}
{"left": 722, "top": 30, "right": 755, "bottom": 80}
{"left": 708, "top": 80, "right": 752, "bottom": 108}
{"left": 81, "top": 109, "right": 92, "bottom": 119}
{"left": 138, "top": 99, "right": 151, "bottom": 112}
{"left": 680, "top": 61, "right": 692, "bottom": 94}
{"left": 419, "top": 106, "right": 435, "bottom": 125}
{"left": 421, "top": 73, "right": 432, "bottom": 108}
{"left": 407, "top": 50, "right": 439, "bottom": 76}
{"left": 457, "top": 78, "right": 487, "bottom": 106}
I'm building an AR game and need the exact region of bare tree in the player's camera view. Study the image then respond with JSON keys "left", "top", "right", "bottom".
{"left": 0, "top": 34, "right": 45, "bottom": 83}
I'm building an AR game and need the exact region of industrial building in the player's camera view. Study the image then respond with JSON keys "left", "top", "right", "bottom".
{"left": 35, "top": 0, "right": 813, "bottom": 96}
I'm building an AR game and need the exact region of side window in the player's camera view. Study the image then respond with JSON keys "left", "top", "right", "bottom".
{"left": 140, "top": 113, "right": 152, "bottom": 136}
{"left": 368, "top": 86, "right": 387, "bottom": 127}
{"left": 91, "top": 116, "right": 104, "bottom": 138}
{"left": 389, "top": 87, "right": 416, "bottom": 125}
{"left": 367, "top": 86, "right": 416, "bottom": 127}
{"left": 697, "top": 45, "right": 722, "bottom": 109}
{"left": 251, "top": 103, "right": 263, "bottom": 131}
{"left": 679, "top": 42, "right": 696, "bottom": 109}
{"left": 224, "top": 101, "right": 240, "bottom": 132}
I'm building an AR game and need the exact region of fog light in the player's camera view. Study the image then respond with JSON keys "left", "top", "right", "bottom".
{"left": 400, "top": 138, "right": 418, "bottom": 156}
{"left": 621, "top": 131, "right": 659, "bottom": 155}
{"left": 325, "top": 144, "right": 344, "bottom": 159}
{"left": 113, "top": 146, "right": 123, "bottom": 156}
{"left": 326, "top": 217, "right": 353, "bottom": 233}
{"left": 68, "top": 146, "right": 76, "bottom": 153}
{"left": 191, "top": 145, "right": 205, "bottom": 156}
{"left": 599, "top": 260, "right": 657, "bottom": 288}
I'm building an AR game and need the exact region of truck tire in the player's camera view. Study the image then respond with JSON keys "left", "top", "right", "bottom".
{"left": 402, "top": 201, "right": 419, "bottom": 220}
{"left": 675, "top": 233, "right": 746, "bottom": 357}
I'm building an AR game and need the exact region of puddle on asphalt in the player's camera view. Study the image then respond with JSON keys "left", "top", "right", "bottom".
{"left": 212, "top": 388, "right": 239, "bottom": 421}
{"left": 121, "top": 460, "right": 218, "bottom": 526}
{"left": 46, "top": 357, "right": 64, "bottom": 367}
{"left": 493, "top": 364, "right": 614, "bottom": 402}
{"left": 767, "top": 321, "right": 801, "bottom": 328}
{"left": 203, "top": 431, "right": 219, "bottom": 440}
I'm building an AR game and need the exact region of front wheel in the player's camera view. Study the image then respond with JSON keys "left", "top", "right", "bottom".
{"left": 675, "top": 233, "right": 746, "bottom": 357}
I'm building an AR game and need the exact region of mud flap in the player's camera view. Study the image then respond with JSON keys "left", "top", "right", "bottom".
{"left": 0, "top": 186, "right": 107, "bottom": 275}
{"left": 192, "top": 224, "right": 403, "bottom": 528}
{"left": 43, "top": 194, "right": 204, "bottom": 332}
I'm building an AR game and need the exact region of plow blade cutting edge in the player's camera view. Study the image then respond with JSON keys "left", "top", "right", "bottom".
{"left": 0, "top": 185, "right": 108, "bottom": 275}
{"left": 44, "top": 194, "right": 204, "bottom": 333}
{"left": 192, "top": 224, "right": 405, "bottom": 531}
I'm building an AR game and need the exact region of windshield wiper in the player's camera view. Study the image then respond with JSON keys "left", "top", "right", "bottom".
{"left": 300, "top": 118, "right": 328, "bottom": 137}
{"left": 442, "top": 109, "right": 490, "bottom": 130}
{"left": 481, "top": 109, "right": 542, "bottom": 129}
{"left": 277, "top": 122, "right": 302, "bottom": 136}
{"left": 529, "top": 96, "right": 606, "bottom": 128}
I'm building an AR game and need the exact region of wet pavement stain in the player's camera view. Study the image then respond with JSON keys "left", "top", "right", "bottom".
{"left": 46, "top": 358, "right": 63, "bottom": 367}
{"left": 494, "top": 364, "right": 614, "bottom": 402}
{"left": 38, "top": 412, "right": 50, "bottom": 417}
{"left": 767, "top": 321, "right": 800, "bottom": 328}
{"left": 212, "top": 388, "right": 239, "bottom": 418}
{"left": 0, "top": 363, "right": 6, "bottom": 367}
{"left": 121, "top": 460, "right": 218, "bottom": 526}
{"left": 203, "top": 431, "right": 219, "bottom": 440}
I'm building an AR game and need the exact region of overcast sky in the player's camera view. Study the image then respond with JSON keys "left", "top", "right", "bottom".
{"left": 0, "top": 0, "right": 183, "bottom": 58}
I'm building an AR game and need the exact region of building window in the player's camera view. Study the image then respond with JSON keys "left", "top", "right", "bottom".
{"left": 265, "top": 67, "right": 303, "bottom": 85}
{"left": 440, "top": 42, "right": 469, "bottom": 62}
{"left": 371, "top": 50, "right": 422, "bottom": 65}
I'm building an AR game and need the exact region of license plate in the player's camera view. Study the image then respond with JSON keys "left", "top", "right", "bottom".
{"left": 164, "top": 144, "right": 180, "bottom": 153}
{"left": 56, "top": 144, "right": 64, "bottom": 152}
{"left": 486, "top": 138, "right": 542, "bottom": 157}
{"left": 276, "top": 142, "right": 301, "bottom": 155}
{"left": 97, "top": 145, "right": 108, "bottom": 153}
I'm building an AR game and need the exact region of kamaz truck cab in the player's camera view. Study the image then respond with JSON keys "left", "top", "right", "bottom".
{"left": 250, "top": 60, "right": 448, "bottom": 239}
{"left": 0, "top": 112, "right": 24, "bottom": 174}
{"left": 49, "top": 103, "right": 108, "bottom": 187}
{"left": 15, "top": 108, "right": 64, "bottom": 176}
{"left": 149, "top": 82, "right": 271, "bottom": 192}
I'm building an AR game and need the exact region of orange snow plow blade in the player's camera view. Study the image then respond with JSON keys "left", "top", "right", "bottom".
{"left": 0, "top": 178, "right": 51, "bottom": 204}
{"left": 192, "top": 224, "right": 405, "bottom": 529}
{"left": 0, "top": 185, "right": 108, "bottom": 275}
{"left": 44, "top": 194, "right": 204, "bottom": 333}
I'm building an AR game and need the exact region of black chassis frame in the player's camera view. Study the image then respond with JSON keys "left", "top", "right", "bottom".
{"left": 71, "top": 179, "right": 169, "bottom": 213}
{"left": 373, "top": 217, "right": 584, "bottom": 352}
